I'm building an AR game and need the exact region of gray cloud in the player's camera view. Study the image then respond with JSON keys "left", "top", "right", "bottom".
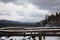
{"left": 16, "top": 11, "right": 25, "bottom": 16}
{"left": 29, "top": 0, "right": 60, "bottom": 12}
{"left": 0, "top": 11, "right": 11, "bottom": 16}
{"left": 0, "top": 0, "right": 29, "bottom": 5}
{"left": 0, "top": 0, "right": 60, "bottom": 12}
{"left": 0, "top": 0, "right": 60, "bottom": 22}
{"left": 0, "top": 12, "right": 10, "bottom": 15}
{"left": 30, "top": 12, "right": 45, "bottom": 18}
{"left": 0, "top": 0, "right": 16, "bottom": 3}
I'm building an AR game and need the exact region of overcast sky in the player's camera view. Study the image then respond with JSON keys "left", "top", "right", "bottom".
{"left": 0, "top": 0, "right": 60, "bottom": 22}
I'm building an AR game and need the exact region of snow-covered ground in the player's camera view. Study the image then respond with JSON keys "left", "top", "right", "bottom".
{"left": 1, "top": 36, "right": 60, "bottom": 40}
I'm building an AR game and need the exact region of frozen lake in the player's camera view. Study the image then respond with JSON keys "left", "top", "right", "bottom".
{"left": 1, "top": 36, "right": 60, "bottom": 40}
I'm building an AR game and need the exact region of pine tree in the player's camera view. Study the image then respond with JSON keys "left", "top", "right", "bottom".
{"left": 45, "top": 15, "right": 48, "bottom": 21}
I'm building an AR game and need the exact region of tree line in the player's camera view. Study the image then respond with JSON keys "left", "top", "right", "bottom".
{"left": 35, "top": 12, "right": 60, "bottom": 27}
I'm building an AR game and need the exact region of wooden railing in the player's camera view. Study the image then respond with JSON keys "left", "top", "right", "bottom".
{"left": 0, "top": 27, "right": 60, "bottom": 40}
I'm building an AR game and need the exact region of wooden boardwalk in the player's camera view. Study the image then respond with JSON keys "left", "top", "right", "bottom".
{"left": 0, "top": 27, "right": 60, "bottom": 40}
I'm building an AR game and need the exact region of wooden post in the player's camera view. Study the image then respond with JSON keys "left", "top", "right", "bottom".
{"left": 39, "top": 32, "right": 42, "bottom": 40}
{"left": 43, "top": 32, "right": 45, "bottom": 39}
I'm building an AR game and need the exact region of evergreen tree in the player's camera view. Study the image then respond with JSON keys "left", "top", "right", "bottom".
{"left": 56, "top": 12, "right": 58, "bottom": 17}
{"left": 45, "top": 15, "right": 48, "bottom": 21}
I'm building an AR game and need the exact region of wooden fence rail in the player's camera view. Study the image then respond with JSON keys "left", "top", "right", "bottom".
{"left": 0, "top": 27, "right": 60, "bottom": 40}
